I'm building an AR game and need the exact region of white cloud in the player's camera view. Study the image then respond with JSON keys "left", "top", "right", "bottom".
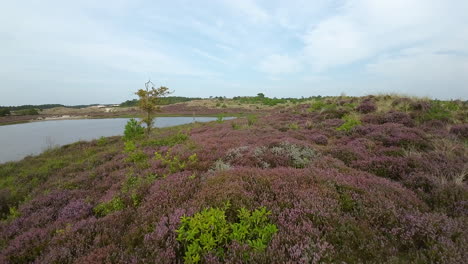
{"left": 366, "top": 50, "right": 468, "bottom": 99}
{"left": 258, "top": 54, "right": 302, "bottom": 75}
{"left": 301, "top": 0, "right": 468, "bottom": 71}
{"left": 303, "top": 16, "right": 370, "bottom": 70}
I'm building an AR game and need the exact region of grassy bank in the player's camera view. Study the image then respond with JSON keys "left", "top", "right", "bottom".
{"left": 0, "top": 95, "right": 467, "bottom": 263}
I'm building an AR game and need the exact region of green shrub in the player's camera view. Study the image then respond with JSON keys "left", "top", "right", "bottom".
{"left": 337, "top": 115, "right": 361, "bottom": 132}
{"left": 216, "top": 114, "right": 224, "bottom": 123}
{"left": 247, "top": 114, "right": 257, "bottom": 126}
{"left": 16, "top": 108, "right": 39, "bottom": 115}
{"left": 308, "top": 101, "right": 328, "bottom": 112}
{"left": 123, "top": 118, "right": 144, "bottom": 141}
{"left": 124, "top": 141, "right": 137, "bottom": 153}
{"left": 97, "top": 136, "right": 108, "bottom": 146}
{"left": 231, "top": 122, "right": 241, "bottom": 130}
{"left": 154, "top": 151, "right": 198, "bottom": 175}
{"left": 124, "top": 141, "right": 148, "bottom": 167}
{"left": 93, "top": 196, "right": 125, "bottom": 217}
{"left": 176, "top": 205, "right": 278, "bottom": 263}
{"left": 126, "top": 151, "right": 148, "bottom": 164}
{"left": 0, "top": 108, "right": 10, "bottom": 116}
{"left": 417, "top": 101, "right": 453, "bottom": 122}
{"left": 288, "top": 123, "right": 299, "bottom": 130}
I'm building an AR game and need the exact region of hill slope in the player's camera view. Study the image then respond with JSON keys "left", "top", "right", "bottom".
{"left": 0, "top": 95, "right": 467, "bottom": 263}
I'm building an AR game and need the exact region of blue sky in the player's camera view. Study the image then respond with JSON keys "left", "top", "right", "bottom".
{"left": 1, "top": 0, "right": 467, "bottom": 105}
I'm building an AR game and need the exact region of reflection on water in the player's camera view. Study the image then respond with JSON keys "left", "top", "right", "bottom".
{"left": 0, "top": 117, "right": 231, "bottom": 164}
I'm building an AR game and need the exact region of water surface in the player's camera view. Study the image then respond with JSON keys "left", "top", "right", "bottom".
{"left": 0, "top": 117, "right": 228, "bottom": 164}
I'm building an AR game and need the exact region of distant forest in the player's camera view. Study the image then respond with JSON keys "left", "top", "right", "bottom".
{"left": 0, "top": 104, "right": 99, "bottom": 111}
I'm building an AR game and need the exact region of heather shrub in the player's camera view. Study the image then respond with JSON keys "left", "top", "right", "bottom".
{"left": 353, "top": 156, "right": 410, "bottom": 180}
{"left": 363, "top": 111, "right": 414, "bottom": 127}
{"left": 142, "top": 131, "right": 188, "bottom": 147}
{"left": 450, "top": 124, "right": 468, "bottom": 139}
{"left": 176, "top": 205, "right": 277, "bottom": 263}
{"left": 266, "top": 142, "right": 317, "bottom": 168}
{"left": 410, "top": 100, "right": 431, "bottom": 111}
{"left": 123, "top": 118, "right": 144, "bottom": 141}
{"left": 356, "top": 123, "right": 430, "bottom": 150}
{"left": 356, "top": 100, "right": 377, "bottom": 113}
{"left": 310, "top": 134, "right": 328, "bottom": 145}
{"left": 211, "top": 159, "right": 231, "bottom": 171}
{"left": 336, "top": 114, "right": 361, "bottom": 132}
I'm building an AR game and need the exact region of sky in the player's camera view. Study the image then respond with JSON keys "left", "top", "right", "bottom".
{"left": 1, "top": 0, "right": 467, "bottom": 105}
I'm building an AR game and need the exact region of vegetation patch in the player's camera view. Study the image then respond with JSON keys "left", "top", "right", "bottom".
{"left": 176, "top": 204, "right": 278, "bottom": 263}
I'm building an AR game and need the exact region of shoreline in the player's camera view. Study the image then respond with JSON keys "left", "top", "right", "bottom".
{"left": 0, "top": 113, "right": 246, "bottom": 126}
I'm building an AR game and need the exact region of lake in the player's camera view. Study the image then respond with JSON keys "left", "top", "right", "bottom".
{"left": 0, "top": 117, "right": 230, "bottom": 164}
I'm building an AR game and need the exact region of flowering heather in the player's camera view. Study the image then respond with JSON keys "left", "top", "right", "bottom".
{"left": 356, "top": 100, "right": 377, "bottom": 113}
{"left": 450, "top": 124, "right": 468, "bottom": 139}
{"left": 0, "top": 96, "right": 467, "bottom": 263}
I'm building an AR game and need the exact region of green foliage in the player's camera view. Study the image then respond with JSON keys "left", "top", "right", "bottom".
{"left": 288, "top": 123, "right": 299, "bottom": 130}
{"left": 97, "top": 136, "right": 108, "bottom": 146}
{"left": 216, "top": 114, "right": 224, "bottom": 123}
{"left": 247, "top": 114, "right": 257, "bottom": 126}
{"left": 124, "top": 140, "right": 148, "bottom": 166}
{"left": 3, "top": 206, "right": 21, "bottom": 222}
{"left": 123, "top": 118, "right": 145, "bottom": 141}
{"left": 0, "top": 108, "right": 10, "bottom": 116}
{"left": 126, "top": 151, "right": 148, "bottom": 164}
{"left": 231, "top": 122, "right": 241, "bottom": 130}
{"left": 154, "top": 151, "right": 198, "bottom": 175}
{"left": 337, "top": 115, "right": 362, "bottom": 132}
{"left": 15, "top": 108, "right": 39, "bottom": 115}
{"left": 417, "top": 101, "right": 454, "bottom": 122}
{"left": 136, "top": 80, "right": 172, "bottom": 134}
{"left": 221, "top": 104, "right": 227, "bottom": 108}
{"left": 308, "top": 101, "right": 338, "bottom": 112}
{"left": 124, "top": 141, "right": 137, "bottom": 153}
{"left": 93, "top": 196, "right": 125, "bottom": 217}
{"left": 176, "top": 205, "right": 278, "bottom": 263}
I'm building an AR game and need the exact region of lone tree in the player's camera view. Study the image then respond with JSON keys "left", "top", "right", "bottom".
{"left": 136, "top": 80, "right": 172, "bottom": 135}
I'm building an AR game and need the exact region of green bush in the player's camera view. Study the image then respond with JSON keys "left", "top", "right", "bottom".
{"left": 247, "top": 114, "right": 257, "bottom": 126}
{"left": 154, "top": 151, "right": 197, "bottom": 175}
{"left": 16, "top": 108, "right": 39, "bottom": 115}
{"left": 337, "top": 115, "right": 361, "bottom": 132}
{"left": 216, "top": 114, "right": 224, "bottom": 123}
{"left": 288, "top": 123, "right": 299, "bottom": 130}
{"left": 123, "top": 118, "right": 144, "bottom": 141}
{"left": 0, "top": 108, "right": 10, "bottom": 116}
{"left": 176, "top": 205, "right": 278, "bottom": 263}
{"left": 97, "top": 136, "right": 108, "bottom": 146}
{"left": 93, "top": 196, "right": 125, "bottom": 217}
{"left": 417, "top": 101, "right": 453, "bottom": 122}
